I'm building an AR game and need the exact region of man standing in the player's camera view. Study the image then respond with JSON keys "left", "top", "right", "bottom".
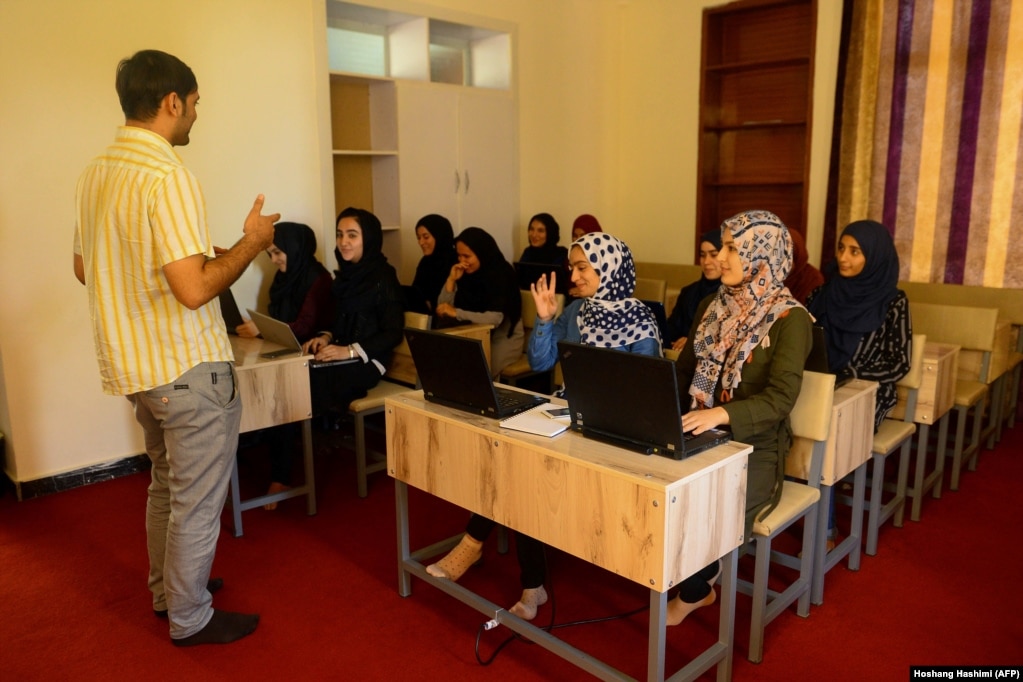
{"left": 73, "top": 50, "right": 278, "bottom": 646}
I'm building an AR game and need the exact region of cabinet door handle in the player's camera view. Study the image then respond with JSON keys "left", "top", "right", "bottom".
{"left": 454, "top": 170, "right": 460, "bottom": 194}
{"left": 464, "top": 170, "right": 470, "bottom": 195}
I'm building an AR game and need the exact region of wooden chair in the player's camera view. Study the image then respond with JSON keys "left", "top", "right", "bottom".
{"left": 500, "top": 289, "right": 564, "bottom": 392}
{"left": 860, "top": 333, "right": 925, "bottom": 555}
{"left": 346, "top": 312, "right": 430, "bottom": 498}
{"left": 633, "top": 277, "right": 666, "bottom": 305}
{"left": 909, "top": 301, "right": 1000, "bottom": 493}
{"left": 785, "top": 372, "right": 877, "bottom": 605}
{"left": 738, "top": 370, "right": 831, "bottom": 662}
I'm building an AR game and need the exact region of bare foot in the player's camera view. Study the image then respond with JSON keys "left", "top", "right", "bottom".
{"left": 263, "top": 482, "right": 291, "bottom": 510}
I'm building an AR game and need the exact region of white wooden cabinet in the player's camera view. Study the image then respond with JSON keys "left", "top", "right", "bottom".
{"left": 395, "top": 82, "right": 516, "bottom": 283}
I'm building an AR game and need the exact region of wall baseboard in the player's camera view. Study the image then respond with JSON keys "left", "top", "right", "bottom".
{"left": 6, "top": 454, "right": 150, "bottom": 501}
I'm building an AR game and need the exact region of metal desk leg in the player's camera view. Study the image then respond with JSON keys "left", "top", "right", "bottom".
{"left": 647, "top": 590, "right": 667, "bottom": 682}
{"left": 716, "top": 549, "right": 737, "bottom": 682}
{"left": 395, "top": 480, "right": 412, "bottom": 597}
{"left": 302, "top": 419, "right": 316, "bottom": 516}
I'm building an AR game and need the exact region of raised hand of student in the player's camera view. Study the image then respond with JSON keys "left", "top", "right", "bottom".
{"left": 530, "top": 272, "right": 559, "bottom": 322}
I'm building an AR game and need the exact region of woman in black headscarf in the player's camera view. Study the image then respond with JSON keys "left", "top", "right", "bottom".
{"left": 518, "top": 212, "right": 568, "bottom": 266}
{"left": 664, "top": 228, "right": 724, "bottom": 351}
{"left": 807, "top": 219, "right": 912, "bottom": 429}
{"left": 408, "top": 214, "right": 456, "bottom": 314}
{"left": 236, "top": 222, "right": 333, "bottom": 341}
{"left": 304, "top": 207, "right": 405, "bottom": 416}
{"left": 236, "top": 222, "right": 333, "bottom": 507}
{"left": 435, "top": 227, "right": 524, "bottom": 378}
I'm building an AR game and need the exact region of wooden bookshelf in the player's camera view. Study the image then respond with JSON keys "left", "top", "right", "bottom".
{"left": 696, "top": 0, "right": 817, "bottom": 252}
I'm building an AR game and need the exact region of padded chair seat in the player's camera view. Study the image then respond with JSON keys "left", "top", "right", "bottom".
{"left": 349, "top": 380, "right": 413, "bottom": 413}
{"left": 954, "top": 379, "right": 987, "bottom": 407}
{"left": 500, "top": 355, "right": 533, "bottom": 378}
{"left": 753, "top": 481, "right": 820, "bottom": 536}
{"left": 872, "top": 419, "right": 916, "bottom": 454}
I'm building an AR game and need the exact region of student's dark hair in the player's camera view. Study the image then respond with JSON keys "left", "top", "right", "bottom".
{"left": 115, "top": 50, "right": 197, "bottom": 121}
{"left": 528, "top": 212, "right": 561, "bottom": 246}
{"left": 336, "top": 206, "right": 383, "bottom": 258}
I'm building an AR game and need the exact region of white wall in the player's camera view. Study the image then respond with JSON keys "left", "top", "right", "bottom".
{"left": 0, "top": 0, "right": 841, "bottom": 483}
{"left": 0, "top": 0, "right": 327, "bottom": 481}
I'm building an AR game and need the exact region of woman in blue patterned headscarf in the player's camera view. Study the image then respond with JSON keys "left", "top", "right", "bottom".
{"left": 527, "top": 232, "right": 662, "bottom": 372}
{"left": 425, "top": 233, "right": 662, "bottom": 625}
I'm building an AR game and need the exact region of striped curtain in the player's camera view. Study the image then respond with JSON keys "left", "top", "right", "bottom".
{"left": 824, "top": 0, "right": 1023, "bottom": 288}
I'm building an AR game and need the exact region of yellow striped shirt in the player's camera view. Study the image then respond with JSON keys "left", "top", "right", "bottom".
{"left": 74, "top": 126, "right": 233, "bottom": 396}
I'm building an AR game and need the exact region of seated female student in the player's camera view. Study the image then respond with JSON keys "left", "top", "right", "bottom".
{"left": 807, "top": 219, "right": 911, "bottom": 429}
{"left": 664, "top": 229, "right": 723, "bottom": 352}
{"left": 807, "top": 220, "right": 911, "bottom": 547}
{"left": 570, "top": 213, "right": 602, "bottom": 241}
{"left": 528, "top": 231, "right": 662, "bottom": 371}
{"left": 785, "top": 228, "right": 824, "bottom": 305}
{"left": 435, "top": 227, "right": 523, "bottom": 379}
{"left": 426, "top": 232, "right": 661, "bottom": 622}
{"left": 407, "top": 214, "right": 456, "bottom": 314}
{"left": 303, "top": 207, "right": 405, "bottom": 421}
{"left": 673, "top": 210, "right": 812, "bottom": 626}
{"left": 519, "top": 212, "right": 568, "bottom": 266}
{"left": 235, "top": 222, "right": 333, "bottom": 508}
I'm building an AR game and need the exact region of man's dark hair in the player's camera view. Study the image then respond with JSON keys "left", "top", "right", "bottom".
{"left": 115, "top": 50, "right": 197, "bottom": 121}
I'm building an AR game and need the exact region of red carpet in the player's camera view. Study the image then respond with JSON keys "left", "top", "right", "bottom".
{"left": 2, "top": 414, "right": 1021, "bottom": 681}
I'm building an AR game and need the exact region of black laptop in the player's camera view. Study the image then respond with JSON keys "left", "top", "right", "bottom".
{"left": 404, "top": 328, "right": 547, "bottom": 418}
{"left": 557, "top": 341, "right": 732, "bottom": 459}
{"left": 218, "top": 288, "right": 245, "bottom": 334}
{"left": 514, "top": 261, "right": 569, "bottom": 293}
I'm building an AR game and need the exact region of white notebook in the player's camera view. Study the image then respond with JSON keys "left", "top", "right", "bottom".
{"left": 500, "top": 403, "right": 569, "bottom": 438}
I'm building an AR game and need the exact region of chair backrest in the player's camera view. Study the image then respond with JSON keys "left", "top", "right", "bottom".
{"left": 520, "top": 289, "right": 564, "bottom": 330}
{"left": 384, "top": 312, "right": 434, "bottom": 387}
{"left": 665, "top": 290, "right": 680, "bottom": 318}
{"left": 785, "top": 370, "right": 836, "bottom": 485}
{"left": 910, "top": 301, "right": 1000, "bottom": 382}
{"left": 897, "top": 333, "right": 927, "bottom": 391}
{"left": 404, "top": 311, "right": 431, "bottom": 331}
{"left": 909, "top": 302, "right": 998, "bottom": 352}
{"left": 633, "top": 278, "right": 667, "bottom": 305}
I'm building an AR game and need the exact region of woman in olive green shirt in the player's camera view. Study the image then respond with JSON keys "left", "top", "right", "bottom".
{"left": 669, "top": 209, "right": 813, "bottom": 626}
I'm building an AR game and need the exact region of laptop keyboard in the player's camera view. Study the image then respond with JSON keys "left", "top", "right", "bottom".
{"left": 495, "top": 387, "right": 545, "bottom": 414}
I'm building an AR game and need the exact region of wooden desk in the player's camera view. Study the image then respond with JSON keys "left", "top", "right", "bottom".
{"left": 228, "top": 336, "right": 315, "bottom": 536}
{"left": 786, "top": 378, "right": 877, "bottom": 604}
{"left": 385, "top": 391, "right": 752, "bottom": 682}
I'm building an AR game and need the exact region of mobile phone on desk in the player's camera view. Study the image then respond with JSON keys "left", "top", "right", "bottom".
{"left": 543, "top": 406, "right": 571, "bottom": 420}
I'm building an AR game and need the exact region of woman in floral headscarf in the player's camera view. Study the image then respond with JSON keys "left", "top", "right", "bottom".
{"left": 671, "top": 210, "right": 813, "bottom": 626}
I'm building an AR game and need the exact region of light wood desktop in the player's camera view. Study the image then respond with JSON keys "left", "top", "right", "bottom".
{"left": 228, "top": 335, "right": 315, "bottom": 537}
{"left": 385, "top": 390, "right": 752, "bottom": 682}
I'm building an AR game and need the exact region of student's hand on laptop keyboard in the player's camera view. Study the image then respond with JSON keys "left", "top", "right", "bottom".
{"left": 303, "top": 333, "right": 331, "bottom": 355}
{"left": 681, "top": 406, "right": 729, "bottom": 436}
